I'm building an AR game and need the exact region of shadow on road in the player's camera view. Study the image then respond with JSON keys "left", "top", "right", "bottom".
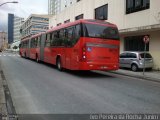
{"left": 22, "top": 58, "right": 114, "bottom": 79}
{"left": 64, "top": 70, "right": 113, "bottom": 79}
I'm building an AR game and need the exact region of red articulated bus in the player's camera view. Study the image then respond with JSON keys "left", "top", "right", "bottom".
{"left": 20, "top": 19, "right": 120, "bottom": 71}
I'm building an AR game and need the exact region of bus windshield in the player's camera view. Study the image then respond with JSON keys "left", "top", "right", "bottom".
{"left": 83, "top": 23, "right": 119, "bottom": 40}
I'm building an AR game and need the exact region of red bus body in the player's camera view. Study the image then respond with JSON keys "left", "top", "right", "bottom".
{"left": 20, "top": 19, "right": 120, "bottom": 71}
{"left": 19, "top": 37, "right": 30, "bottom": 58}
{"left": 29, "top": 34, "right": 41, "bottom": 60}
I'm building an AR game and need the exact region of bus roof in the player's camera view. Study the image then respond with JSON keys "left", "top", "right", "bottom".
{"left": 21, "top": 37, "right": 30, "bottom": 42}
{"left": 31, "top": 32, "right": 44, "bottom": 39}
{"left": 47, "top": 19, "right": 117, "bottom": 33}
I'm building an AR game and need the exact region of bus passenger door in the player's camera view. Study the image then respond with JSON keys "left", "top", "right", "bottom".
{"left": 40, "top": 34, "right": 46, "bottom": 61}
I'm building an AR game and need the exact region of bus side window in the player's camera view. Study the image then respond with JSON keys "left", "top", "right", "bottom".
{"left": 66, "top": 27, "right": 74, "bottom": 47}
{"left": 54, "top": 31, "right": 60, "bottom": 46}
{"left": 64, "top": 29, "right": 68, "bottom": 46}
{"left": 25, "top": 41, "right": 26, "bottom": 48}
{"left": 35, "top": 37, "right": 38, "bottom": 47}
{"left": 50, "top": 32, "right": 55, "bottom": 47}
{"left": 75, "top": 24, "right": 81, "bottom": 38}
{"left": 45, "top": 34, "right": 50, "bottom": 47}
{"left": 26, "top": 41, "right": 28, "bottom": 48}
{"left": 72, "top": 24, "right": 81, "bottom": 45}
{"left": 59, "top": 29, "right": 65, "bottom": 46}
{"left": 24, "top": 41, "right": 26, "bottom": 48}
{"left": 27, "top": 40, "right": 29, "bottom": 48}
{"left": 31, "top": 38, "right": 35, "bottom": 48}
{"left": 38, "top": 36, "right": 41, "bottom": 47}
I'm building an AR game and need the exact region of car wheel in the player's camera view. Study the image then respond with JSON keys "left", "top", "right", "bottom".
{"left": 131, "top": 64, "right": 138, "bottom": 72}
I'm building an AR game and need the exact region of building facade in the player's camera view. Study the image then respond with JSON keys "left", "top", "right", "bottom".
{"left": 13, "top": 16, "right": 24, "bottom": 42}
{"left": 48, "top": 0, "right": 78, "bottom": 15}
{"left": 0, "top": 32, "right": 8, "bottom": 50}
{"left": 8, "top": 13, "right": 14, "bottom": 44}
{"left": 21, "top": 14, "right": 50, "bottom": 38}
{"left": 49, "top": 0, "right": 160, "bottom": 70}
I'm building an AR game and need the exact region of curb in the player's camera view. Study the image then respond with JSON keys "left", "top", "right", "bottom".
{"left": 0, "top": 70, "right": 17, "bottom": 120}
{"left": 109, "top": 71, "right": 160, "bottom": 83}
{"left": 0, "top": 70, "right": 8, "bottom": 119}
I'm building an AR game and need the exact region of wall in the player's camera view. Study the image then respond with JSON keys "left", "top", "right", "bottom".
{"left": 49, "top": 0, "right": 160, "bottom": 29}
{"left": 150, "top": 31, "right": 160, "bottom": 70}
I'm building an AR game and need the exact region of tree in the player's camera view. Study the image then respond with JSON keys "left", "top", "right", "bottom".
{"left": 13, "top": 46, "right": 18, "bottom": 49}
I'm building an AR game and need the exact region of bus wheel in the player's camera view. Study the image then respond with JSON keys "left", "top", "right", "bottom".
{"left": 25, "top": 53, "right": 26, "bottom": 58}
{"left": 36, "top": 55, "right": 39, "bottom": 63}
{"left": 20, "top": 52, "right": 22, "bottom": 57}
{"left": 56, "top": 57, "right": 63, "bottom": 71}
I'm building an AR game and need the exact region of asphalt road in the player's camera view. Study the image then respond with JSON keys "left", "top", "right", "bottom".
{"left": 0, "top": 51, "right": 160, "bottom": 114}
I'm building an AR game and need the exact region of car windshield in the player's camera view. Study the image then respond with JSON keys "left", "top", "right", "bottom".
{"left": 83, "top": 23, "right": 120, "bottom": 40}
{"left": 140, "top": 53, "right": 152, "bottom": 58}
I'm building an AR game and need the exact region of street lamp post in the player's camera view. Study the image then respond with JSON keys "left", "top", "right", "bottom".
{"left": 0, "top": 1, "right": 18, "bottom": 7}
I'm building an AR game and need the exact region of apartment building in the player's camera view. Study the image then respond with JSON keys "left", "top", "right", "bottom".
{"left": 49, "top": 0, "right": 160, "bottom": 70}
{"left": 21, "top": 14, "right": 50, "bottom": 38}
{"left": 13, "top": 16, "right": 24, "bottom": 42}
{"left": 48, "top": 0, "right": 78, "bottom": 15}
{"left": 8, "top": 13, "right": 14, "bottom": 44}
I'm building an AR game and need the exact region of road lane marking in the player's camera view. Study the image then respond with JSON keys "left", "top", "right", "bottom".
{"left": 0, "top": 54, "right": 20, "bottom": 57}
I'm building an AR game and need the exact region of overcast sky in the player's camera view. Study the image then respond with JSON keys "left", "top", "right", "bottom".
{"left": 0, "top": 0, "right": 48, "bottom": 31}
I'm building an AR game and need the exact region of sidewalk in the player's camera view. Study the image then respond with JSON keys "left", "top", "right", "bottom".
{"left": 110, "top": 69, "right": 160, "bottom": 83}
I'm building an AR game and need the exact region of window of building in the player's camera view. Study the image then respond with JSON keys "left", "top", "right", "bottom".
{"left": 57, "top": 23, "right": 62, "bottom": 26}
{"left": 126, "top": 0, "right": 150, "bottom": 14}
{"left": 95, "top": 4, "right": 108, "bottom": 20}
{"left": 64, "top": 19, "right": 70, "bottom": 23}
{"left": 124, "top": 35, "right": 149, "bottom": 51}
{"left": 75, "top": 14, "right": 84, "bottom": 20}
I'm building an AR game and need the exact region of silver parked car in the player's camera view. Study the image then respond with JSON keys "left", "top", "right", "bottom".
{"left": 119, "top": 52, "right": 153, "bottom": 72}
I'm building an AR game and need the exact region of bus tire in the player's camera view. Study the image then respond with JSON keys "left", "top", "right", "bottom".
{"left": 24, "top": 53, "right": 27, "bottom": 58}
{"left": 36, "top": 54, "right": 39, "bottom": 63}
{"left": 19, "top": 52, "right": 22, "bottom": 57}
{"left": 56, "top": 57, "right": 63, "bottom": 71}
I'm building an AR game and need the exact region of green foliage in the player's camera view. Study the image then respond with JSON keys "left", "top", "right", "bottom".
{"left": 13, "top": 46, "right": 18, "bottom": 49}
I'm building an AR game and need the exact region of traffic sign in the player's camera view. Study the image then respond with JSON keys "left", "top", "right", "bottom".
{"left": 143, "top": 35, "right": 149, "bottom": 44}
